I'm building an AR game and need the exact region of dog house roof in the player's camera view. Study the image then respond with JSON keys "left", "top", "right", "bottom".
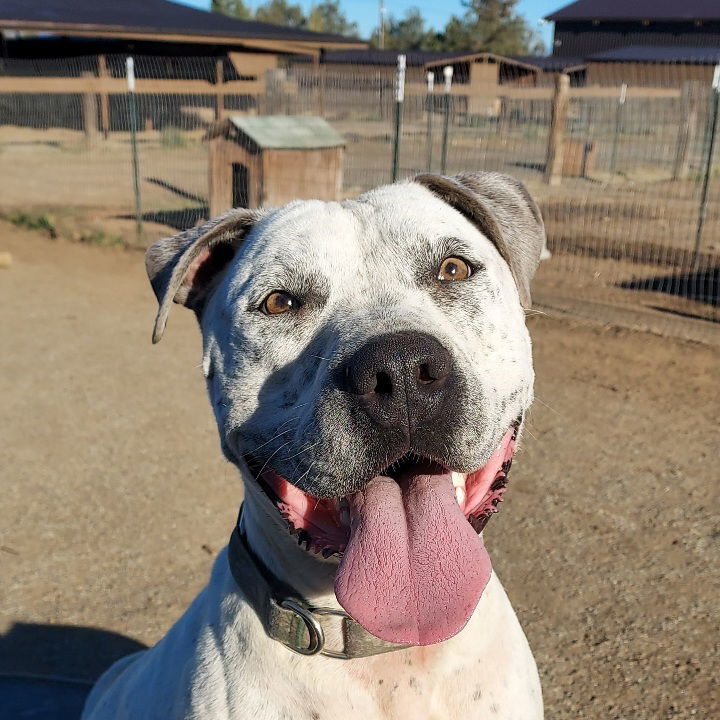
{"left": 209, "top": 115, "right": 345, "bottom": 150}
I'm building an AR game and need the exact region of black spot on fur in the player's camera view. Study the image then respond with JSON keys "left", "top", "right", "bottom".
{"left": 473, "top": 689, "right": 483, "bottom": 701}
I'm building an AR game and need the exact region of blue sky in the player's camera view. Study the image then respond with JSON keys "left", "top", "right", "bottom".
{"left": 172, "top": 0, "right": 561, "bottom": 49}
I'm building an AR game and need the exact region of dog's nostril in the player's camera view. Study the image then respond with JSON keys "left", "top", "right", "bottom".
{"left": 417, "top": 363, "right": 435, "bottom": 385}
{"left": 374, "top": 371, "right": 393, "bottom": 395}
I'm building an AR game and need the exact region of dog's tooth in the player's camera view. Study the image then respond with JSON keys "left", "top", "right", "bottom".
{"left": 339, "top": 497, "right": 350, "bottom": 527}
{"left": 451, "top": 472, "right": 466, "bottom": 488}
{"left": 455, "top": 485, "right": 466, "bottom": 507}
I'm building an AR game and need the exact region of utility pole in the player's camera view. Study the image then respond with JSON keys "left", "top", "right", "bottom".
{"left": 378, "top": 0, "right": 385, "bottom": 49}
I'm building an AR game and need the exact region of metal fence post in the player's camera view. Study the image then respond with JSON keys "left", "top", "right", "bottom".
{"left": 608, "top": 82, "right": 627, "bottom": 177}
{"left": 544, "top": 73, "right": 569, "bottom": 186}
{"left": 692, "top": 64, "right": 720, "bottom": 270}
{"left": 81, "top": 71, "right": 99, "bottom": 143}
{"left": 673, "top": 81, "right": 700, "bottom": 181}
{"left": 126, "top": 57, "right": 143, "bottom": 239}
{"left": 391, "top": 54, "right": 406, "bottom": 183}
{"left": 426, "top": 71, "right": 434, "bottom": 172}
{"left": 440, "top": 65, "right": 453, "bottom": 175}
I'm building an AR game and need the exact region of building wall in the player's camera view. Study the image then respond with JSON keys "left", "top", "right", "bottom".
{"left": 553, "top": 21, "right": 720, "bottom": 57}
{"left": 262, "top": 147, "right": 343, "bottom": 206}
{"left": 586, "top": 62, "right": 715, "bottom": 88}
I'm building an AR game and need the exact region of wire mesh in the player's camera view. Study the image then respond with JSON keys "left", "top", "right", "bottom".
{"left": 0, "top": 53, "right": 717, "bottom": 339}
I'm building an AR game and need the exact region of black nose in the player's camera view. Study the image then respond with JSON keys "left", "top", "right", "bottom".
{"left": 340, "top": 331, "right": 453, "bottom": 431}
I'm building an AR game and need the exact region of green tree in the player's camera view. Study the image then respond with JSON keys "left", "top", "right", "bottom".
{"left": 254, "top": 0, "right": 306, "bottom": 27}
{"left": 306, "top": 1, "right": 359, "bottom": 36}
{"left": 441, "top": 0, "right": 545, "bottom": 55}
{"left": 369, "top": 7, "right": 436, "bottom": 50}
{"left": 210, "top": 0, "right": 251, "bottom": 20}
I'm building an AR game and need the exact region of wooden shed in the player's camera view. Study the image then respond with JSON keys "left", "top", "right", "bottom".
{"left": 424, "top": 53, "right": 540, "bottom": 117}
{"left": 207, "top": 115, "right": 345, "bottom": 215}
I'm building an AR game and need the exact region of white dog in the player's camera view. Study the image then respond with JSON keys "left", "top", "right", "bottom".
{"left": 82, "top": 172, "right": 546, "bottom": 720}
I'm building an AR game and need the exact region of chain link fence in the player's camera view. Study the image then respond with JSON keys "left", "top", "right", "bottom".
{"left": 1, "top": 54, "right": 718, "bottom": 341}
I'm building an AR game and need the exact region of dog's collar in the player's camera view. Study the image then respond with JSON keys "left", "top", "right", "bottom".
{"left": 227, "top": 509, "right": 409, "bottom": 660}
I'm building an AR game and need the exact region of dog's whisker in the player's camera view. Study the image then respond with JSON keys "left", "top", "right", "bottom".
{"left": 279, "top": 441, "right": 320, "bottom": 464}
{"left": 255, "top": 440, "right": 293, "bottom": 479}
{"left": 291, "top": 461, "right": 315, "bottom": 489}
{"left": 250, "top": 426, "right": 297, "bottom": 454}
{"left": 533, "top": 395, "right": 560, "bottom": 415}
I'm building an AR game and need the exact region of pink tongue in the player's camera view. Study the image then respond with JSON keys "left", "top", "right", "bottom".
{"left": 334, "top": 473, "right": 491, "bottom": 646}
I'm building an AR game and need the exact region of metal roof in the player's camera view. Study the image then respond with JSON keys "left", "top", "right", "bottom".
{"left": 512, "top": 55, "right": 586, "bottom": 72}
{"left": 297, "top": 49, "right": 541, "bottom": 71}
{"left": 546, "top": 0, "right": 720, "bottom": 22}
{"left": 311, "top": 49, "right": 468, "bottom": 67}
{"left": 423, "top": 52, "right": 540, "bottom": 72}
{"left": 0, "top": 0, "right": 363, "bottom": 46}
{"left": 587, "top": 45, "right": 720, "bottom": 64}
{"left": 220, "top": 115, "right": 345, "bottom": 149}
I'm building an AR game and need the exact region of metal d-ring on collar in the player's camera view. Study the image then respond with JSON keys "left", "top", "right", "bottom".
{"left": 227, "top": 506, "right": 407, "bottom": 660}
{"left": 278, "top": 600, "right": 353, "bottom": 659}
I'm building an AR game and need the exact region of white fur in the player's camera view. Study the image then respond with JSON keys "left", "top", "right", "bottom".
{"left": 83, "top": 178, "right": 544, "bottom": 719}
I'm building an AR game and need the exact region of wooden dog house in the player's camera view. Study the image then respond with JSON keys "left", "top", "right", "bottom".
{"left": 207, "top": 115, "right": 345, "bottom": 215}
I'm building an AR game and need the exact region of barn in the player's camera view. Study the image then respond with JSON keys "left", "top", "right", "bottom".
{"left": 546, "top": 0, "right": 720, "bottom": 58}
{"left": 0, "top": 0, "right": 365, "bottom": 132}
{"left": 290, "top": 49, "right": 541, "bottom": 120}
{"left": 584, "top": 46, "right": 720, "bottom": 88}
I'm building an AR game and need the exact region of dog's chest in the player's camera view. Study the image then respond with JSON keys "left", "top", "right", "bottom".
{"left": 276, "top": 643, "right": 521, "bottom": 720}
{"left": 267, "top": 612, "right": 537, "bottom": 720}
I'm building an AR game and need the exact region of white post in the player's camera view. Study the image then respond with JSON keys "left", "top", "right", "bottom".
{"left": 126, "top": 57, "right": 142, "bottom": 238}
{"left": 440, "top": 66, "right": 454, "bottom": 174}
{"left": 426, "top": 71, "right": 435, "bottom": 170}
{"left": 443, "top": 65, "right": 453, "bottom": 93}
{"left": 391, "top": 54, "right": 406, "bottom": 182}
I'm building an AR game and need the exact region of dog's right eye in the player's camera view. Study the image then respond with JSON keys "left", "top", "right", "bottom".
{"left": 261, "top": 291, "right": 297, "bottom": 315}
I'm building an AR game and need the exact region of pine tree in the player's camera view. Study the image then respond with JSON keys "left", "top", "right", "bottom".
{"left": 442, "top": 0, "right": 544, "bottom": 55}
{"left": 210, "top": 0, "right": 251, "bottom": 21}
{"left": 254, "top": 0, "right": 306, "bottom": 28}
{"left": 306, "top": 1, "right": 359, "bottom": 36}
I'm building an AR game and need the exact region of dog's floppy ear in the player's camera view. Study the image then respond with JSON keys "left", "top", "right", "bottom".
{"left": 146, "top": 208, "right": 266, "bottom": 343}
{"left": 413, "top": 172, "right": 546, "bottom": 307}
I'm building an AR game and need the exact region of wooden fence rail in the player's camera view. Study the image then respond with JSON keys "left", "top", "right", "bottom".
{"left": 0, "top": 69, "right": 697, "bottom": 186}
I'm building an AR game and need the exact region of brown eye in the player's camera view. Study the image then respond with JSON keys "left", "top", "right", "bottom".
{"left": 437, "top": 256, "right": 473, "bottom": 282}
{"left": 261, "top": 291, "right": 297, "bottom": 315}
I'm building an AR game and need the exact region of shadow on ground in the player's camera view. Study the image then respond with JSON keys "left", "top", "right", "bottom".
{"left": 618, "top": 265, "right": 719, "bottom": 307}
{"left": 0, "top": 622, "right": 146, "bottom": 682}
{"left": 0, "top": 622, "right": 146, "bottom": 719}
{"left": 145, "top": 177, "right": 207, "bottom": 205}
{"left": 117, "top": 206, "right": 208, "bottom": 231}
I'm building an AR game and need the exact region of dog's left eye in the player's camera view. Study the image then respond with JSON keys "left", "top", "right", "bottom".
{"left": 261, "top": 291, "right": 298, "bottom": 315}
{"left": 437, "top": 256, "right": 473, "bottom": 282}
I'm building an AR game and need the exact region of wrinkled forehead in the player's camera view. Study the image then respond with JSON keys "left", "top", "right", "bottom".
{"left": 236, "top": 183, "right": 498, "bottom": 283}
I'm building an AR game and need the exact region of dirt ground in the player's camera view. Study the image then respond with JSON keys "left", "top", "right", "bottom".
{"left": 1, "top": 223, "right": 718, "bottom": 719}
